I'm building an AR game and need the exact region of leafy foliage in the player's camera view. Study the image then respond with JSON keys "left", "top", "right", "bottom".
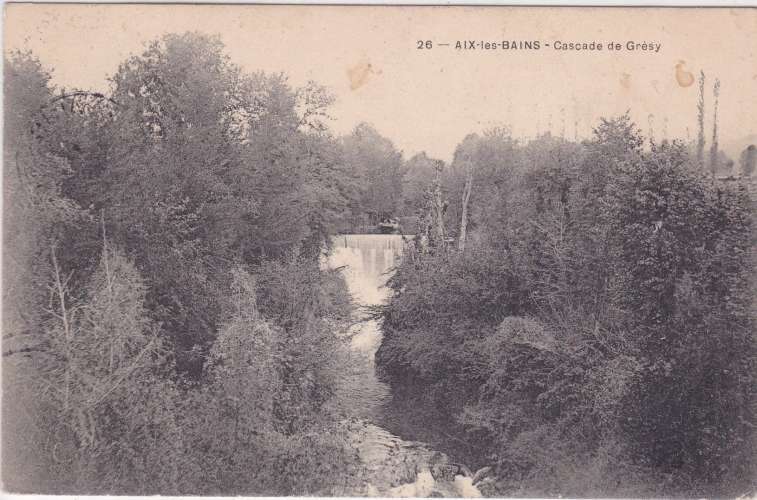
{"left": 3, "top": 36, "right": 364, "bottom": 494}
{"left": 378, "top": 117, "right": 756, "bottom": 497}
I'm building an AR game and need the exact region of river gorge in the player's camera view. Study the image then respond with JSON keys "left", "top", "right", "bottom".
{"left": 327, "top": 234, "right": 483, "bottom": 497}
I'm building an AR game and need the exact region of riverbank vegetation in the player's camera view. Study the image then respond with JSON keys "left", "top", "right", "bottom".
{"left": 3, "top": 33, "right": 372, "bottom": 494}
{"left": 377, "top": 117, "right": 756, "bottom": 497}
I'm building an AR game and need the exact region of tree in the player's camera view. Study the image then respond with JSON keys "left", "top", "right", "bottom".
{"left": 739, "top": 145, "right": 756, "bottom": 177}
{"left": 697, "top": 71, "right": 706, "bottom": 169}
{"left": 2, "top": 52, "right": 85, "bottom": 347}
{"left": 709, "top": 79, "right": 721, "bottom": 176}
{"left": 606, "top": 140, "right": 754, "bottom": 493}
{"left": 449, "top": 135, "right": 481, "bottom": 252}
{"left": 341, "top": 123, "right": 405, "bottom": 221}
{"left": 84, "top": 33, "right": 350, "bottom": 373}
{"left": 27, "top": 243, "right": 182, "bottom": 493}
{"left": 458, "top": 160, "right": 473, "bottom": 251}
{"left": 3, "top": 54, "right": 98, "bottom": 491}
{"left": 401, "top": 152, "right": 438, "bottom": 218}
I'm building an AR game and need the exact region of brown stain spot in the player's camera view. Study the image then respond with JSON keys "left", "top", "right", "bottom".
{"left": 347, "top": 61, "right": 375, "bottom": 91}
{"left": 620, "top": 72, "right": 631, "bottom": 89}
{"left": 675, "top": 61, "right": 695, "bottom": 87}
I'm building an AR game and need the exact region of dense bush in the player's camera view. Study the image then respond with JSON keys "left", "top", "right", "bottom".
{"left": 3, "top": 38, "right": 364, "bottom": 494}
{"left": 378, "top": 118, "right": 756, "bottom": 497}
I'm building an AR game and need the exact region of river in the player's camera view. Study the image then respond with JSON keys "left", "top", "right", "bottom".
{"left": 326, "top": 234, "right": 483, "bottom": 497}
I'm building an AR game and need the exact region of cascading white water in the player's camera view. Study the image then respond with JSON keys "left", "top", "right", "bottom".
{"left": 328, "top": 234, "right": 407, "bottom": 354}
{"left": 329, "top": 234, "right": 405, "bottom": 305}
{"left": 325, "top": 233, "right": 482, "bottom": 497}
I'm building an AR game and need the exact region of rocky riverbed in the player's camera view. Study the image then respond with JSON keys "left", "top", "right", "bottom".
{"left": 344, "top": 418, "right": 483, "bottom": 497}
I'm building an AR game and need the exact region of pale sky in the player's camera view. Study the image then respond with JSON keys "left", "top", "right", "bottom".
{"left": 4, "top": 4, "right": 756, "bottom": 162}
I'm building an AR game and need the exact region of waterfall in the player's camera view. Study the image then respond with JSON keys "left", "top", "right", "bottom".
{"left": 328, "top": 234, "right": 407, "bottom": 353}
{"left": 329, "top": 234, "right": 406, "bottom": 306}
{"left": 324, "top": 234, "right": 483, "bottom": 497}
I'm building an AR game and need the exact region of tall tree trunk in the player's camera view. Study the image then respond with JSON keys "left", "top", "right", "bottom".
{"left": 697, "top": 71, "right": 706, "bottom": 169}
{"left": 458, "top": 163, "right": 473, "bottom": 251}
{"left": 429, "top": 160, "right": 446, "bottom": 249}
{"left": 709, "top": 78, "right": 721, "bottom": 177}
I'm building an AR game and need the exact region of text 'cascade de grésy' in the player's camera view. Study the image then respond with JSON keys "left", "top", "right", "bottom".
{"left": 553, "top": 40, "right": 662, "bottom": 52}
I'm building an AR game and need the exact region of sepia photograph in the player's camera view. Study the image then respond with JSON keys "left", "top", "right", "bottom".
{"left": 2, "top": 3, "right": 756, "bottom": 498}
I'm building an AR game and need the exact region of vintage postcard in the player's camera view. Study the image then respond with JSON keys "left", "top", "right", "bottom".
{"left": 2, "top": 3, "right": 756, "bottom": 498}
